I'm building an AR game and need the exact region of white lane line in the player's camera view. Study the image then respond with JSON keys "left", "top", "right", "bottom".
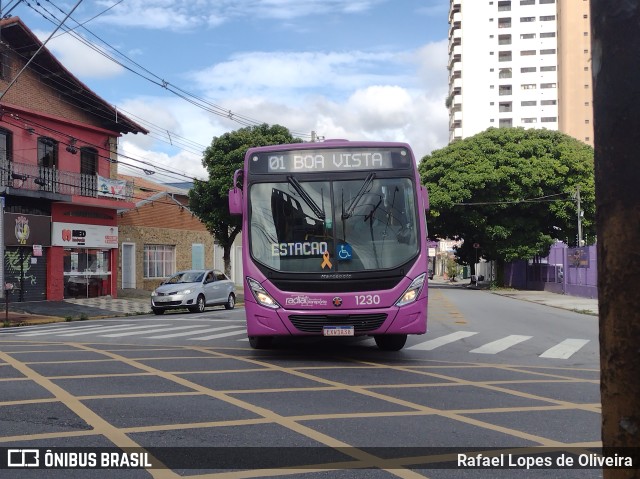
{"left": 101, "top": 325, "right": 209, "bottom": 338}
{"left": 149, "top": 325, "right": 245, "bottom": 339}
{"left": 539, "top": 339, "right": 590, "bottom": 359}
{"left": 407, "top": 331, "right": 478, "bottom": 351}
{"left": 16, "top": 324, "right": 135, "bottom": 337}
{"left": 191, "top": 329, "right": 248, "bottom": 340}
{"left": 470, "top": 335, "right": 532, "bottom": 354}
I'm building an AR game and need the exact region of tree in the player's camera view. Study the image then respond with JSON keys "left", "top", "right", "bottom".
{"left": 419, "top": 127, "right": 595, "bottom": 282}
{"left": 591, "top": 4, "right": 640, "bottom": 478}
{"left": 189, "top": 124, "right": 301, "bottom": 277}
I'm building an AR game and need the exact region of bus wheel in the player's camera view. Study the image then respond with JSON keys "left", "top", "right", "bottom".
{"left": 374, "top": 334, "right": 407, "bottom": 351}
{"left": 249, "top": 336, "right": 273, "bottom": 349}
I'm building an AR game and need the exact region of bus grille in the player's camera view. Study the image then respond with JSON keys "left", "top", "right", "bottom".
{"left": 288, "top": 314, "right": 388, "bottom": 333}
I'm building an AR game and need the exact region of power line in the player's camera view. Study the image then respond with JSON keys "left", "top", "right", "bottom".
{"left": 22, "top": 1, "right": 314, "bottom": 139}
{"left": 0, "top": 0, "right": 82, "bottom": 101}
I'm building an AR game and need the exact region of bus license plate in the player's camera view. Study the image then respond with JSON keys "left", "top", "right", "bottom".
{"left": 323, "top": 326, "right": 354, "bottom": 336}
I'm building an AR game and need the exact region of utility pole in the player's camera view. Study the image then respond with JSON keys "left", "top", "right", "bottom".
{"left": 576, "top": 185, "right": 583, "bottom": 247}
{"left": 592, "top": 2, "right": 640, "bottom": 478}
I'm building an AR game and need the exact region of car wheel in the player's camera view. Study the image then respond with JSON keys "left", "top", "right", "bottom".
{"left": 249, "top": 336, "right": 273, "bottom": 349}
{"left": 224, "top": 293, "right": 236, "bottom": 310}
{"left": 374, "top": 334, "right": 407, "bottom": 351}
{"left": 152, "top": 307, "right": 164, "bottom": 315}
{"left": 189, "top": 295, "right": 206, "bottom": 313}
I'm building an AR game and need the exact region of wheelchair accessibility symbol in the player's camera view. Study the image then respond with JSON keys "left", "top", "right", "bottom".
{"left": 337, "top": 243, "right": 352, "bottom": 261}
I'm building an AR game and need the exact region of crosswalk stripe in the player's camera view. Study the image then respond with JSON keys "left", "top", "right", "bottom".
{"left": 191, "top": 329, "right": 248, "bottom": 340}
{"left": 148, "top": 325, "right": 244, "bottom": 339}
{"left": 407, "top": 331, "right": 478, "bottom": 350}
{"left": 539, "top": 339, "right": 590, "bottom": 359}
{"left": 101, "top": 325, "right": 210, "bottom": 338}
{"left": 56, "top": 324, "right": 165, "bottom": 337}
{"left": 470, "top": 335, "right": 532, "bottom": 354}
{"left": 16, "top": 323, "right": 136, "bottom": 337}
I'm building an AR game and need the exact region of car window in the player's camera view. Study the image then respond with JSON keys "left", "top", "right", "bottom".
{"left": 205, "top": 272, "right": 214, "bottom": 283}
{"left": 215, "top": 272, "right": 227, "bottom": 281}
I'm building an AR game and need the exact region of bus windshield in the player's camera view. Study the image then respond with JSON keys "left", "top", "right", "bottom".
{"left": 249, "top": 177, "right": 418, "bottom": 273}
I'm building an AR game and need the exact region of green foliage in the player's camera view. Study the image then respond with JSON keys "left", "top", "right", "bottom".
{"left": 188, "top": 124, "right": 302, "bottom": 274}
{"left": 419, "top": 127, "right": 595, "bottom": 266}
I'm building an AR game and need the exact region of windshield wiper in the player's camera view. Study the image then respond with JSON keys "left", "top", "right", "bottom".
{"left": 342, "top": 173, "right": 376, "bottom": 220}
{"left": 286, "top": 176, "right": 325, "bottom": 219}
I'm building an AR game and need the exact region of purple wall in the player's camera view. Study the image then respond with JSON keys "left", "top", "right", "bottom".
{"left": 504, "top": 242, "right": 598, "bottom": 299}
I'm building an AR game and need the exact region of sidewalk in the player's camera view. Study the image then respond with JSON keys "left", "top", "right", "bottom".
{"left": 430, "top": 276, "right": 598, "bottom": 316}
{"left": 1, "top": 281, "right": 598, "bottom": 328}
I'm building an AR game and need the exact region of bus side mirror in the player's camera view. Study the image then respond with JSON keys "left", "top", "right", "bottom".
{"left": 229, "top": 169, "right": 244, "bottom": 215}
{"left": 229, "top": 187, "right": 243, "bottom": 215}
{"left": 421, "top": 185, "right": 429, "bottom": 211}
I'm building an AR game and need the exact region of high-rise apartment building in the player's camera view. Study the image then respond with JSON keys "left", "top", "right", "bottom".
{"left": 447, "top": 0, "right": 593, "bottom": 146}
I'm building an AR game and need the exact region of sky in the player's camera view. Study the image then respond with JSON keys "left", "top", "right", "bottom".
{"left": 12, "top": 0, "right": 451, "bottom": 184}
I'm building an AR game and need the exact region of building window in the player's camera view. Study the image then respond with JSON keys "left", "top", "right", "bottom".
{"left": 540, "top": 49, "right": 557, "bottom": 55}
{"left": 521, "top": 83, "right": 537, "bottom": 89}
{"left": 498, "top": 17, "right": 512, "bottom": 28}
{"left": 143, "top": 245, "right": 176, "bottom": 279}
{"left": 521, "top": 100, "right": 537, "bottom": 106}
{"left": 499, "top": 118, "right": 513, "bottom": 127}
{"left": 541, "top": 83, "right": 557, "bottom": 88}
{"left": 498, "top": 34, "right": 512, "bottom": 45}
{"left": 0, "top": 50, "right": 11, "bottom": 81}
{"left": 520, "top": 16, "right": 535, "bottom": 22}
{"left": 499, "top": 102, "right": 512, "bottom": 112}
{"left": 520, "top": 33, "right": 536, "bottom": 39}
{"left": 585, "top": 119, "right": 590, "bottom": 124}
{"left": 541, "top": 117, "right": 557, "bottom": 122}
{"left": 499, "top": 51, "right": 513, "bottom": 61}
{"left": 521, "top": 67, "right": 536, "bottom": 73}
{"left": 499, "top": 67, "right": 512, "bottom": 78}
{"left": 498, "top": 1, "right": 511, "bottom": 11}
{"left": 80, "top": 147, "right": 98, "bottom": 175}
{"left": 521, "top": 50, "right": 536, "bottom": 56}
{"left": 520, "top": 0, "right": 535, "bottom": 4}
{"left": 540, "top": 15, "right": 556, "bottom": 21}
{"left": 584, "top": 32, "right": 589, "bottom": 36}
{"left": 38, "top": 137, "right": 58, "bottom": 168}
{"left": 522, "top": 118, "right": 537, "bottom": 123}
{"left": 541, "top": 99, "right": 557, "bottom": 105}
{"left": 499, "top": 85, "right": 513, "bottom": 95}
{"left": 540, "top": 32, "right": 556, "bottom": 38}
{"left": 540, "top": 65, "right": 556, "bottom": 71}
{"left": 0, "top": 128, "right": 12, "bottom": 165}
{"left": 540, "top": 0, "right": 555, "bottom": 3}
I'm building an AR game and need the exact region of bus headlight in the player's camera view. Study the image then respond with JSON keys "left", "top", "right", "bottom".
{"left": 395, "top": 273, "right": 426, "bottom": 307}
{"left": 247, "top": 277, "right": 280, "bottom": 309}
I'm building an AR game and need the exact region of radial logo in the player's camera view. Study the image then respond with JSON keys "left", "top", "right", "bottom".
{"left": 332, "top": 297, "right": 343, "bottom": 307}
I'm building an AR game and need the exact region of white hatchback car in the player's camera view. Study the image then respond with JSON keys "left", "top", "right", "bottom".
{"left": 151, "top": 269, "right": 236, "bottom": 315}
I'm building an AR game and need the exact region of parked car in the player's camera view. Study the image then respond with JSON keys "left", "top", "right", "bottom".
{"left": 151, "top": 269, "right": 236, "bottom": 315}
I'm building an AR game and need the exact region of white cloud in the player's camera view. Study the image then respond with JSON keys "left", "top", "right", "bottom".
{"left": 92, "top": 0, "right": 384, "bottom": 30}
{"left": 35, "top": 30, "right": 124, "bottom": 79}
{"left": 113, "top": 38, "right": 449, "bottom": 181}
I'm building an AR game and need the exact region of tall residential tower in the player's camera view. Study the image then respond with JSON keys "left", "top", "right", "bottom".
{"left": 447, "top": 0, "right": 593, "bottom": 145}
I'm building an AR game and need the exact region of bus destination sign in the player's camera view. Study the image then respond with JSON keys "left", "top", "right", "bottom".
{"left": 249, "top": 148, "right": 411, "bottom": 174}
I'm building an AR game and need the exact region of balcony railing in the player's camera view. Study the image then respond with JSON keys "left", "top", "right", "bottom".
{"left": 0, "top": 158, "right": 133, "bottom": 201}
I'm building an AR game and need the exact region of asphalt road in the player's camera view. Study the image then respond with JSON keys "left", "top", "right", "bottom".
{"left": 0, "top": 284, "right": 603, "bottom": 478}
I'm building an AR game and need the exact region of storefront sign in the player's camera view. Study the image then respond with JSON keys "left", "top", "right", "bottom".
{"left": 52, "top": 222, "right": 118, "bottom": 249}
{"left": 97, "top": 175, "right": 127, "bottom": 199}
{"left": 3, "top": 213, "right": 52, "bottom": 246}
{"left": 33, "top": 244, "right": 43, "bottom": 256}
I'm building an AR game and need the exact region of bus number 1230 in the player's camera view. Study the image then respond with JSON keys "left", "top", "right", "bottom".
{"left": 356, "top": 294, "right": 381, "bottom": 305}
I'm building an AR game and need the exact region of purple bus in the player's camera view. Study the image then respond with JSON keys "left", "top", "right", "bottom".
{"left": 229, "top": 140, "right": 429, "bottom": 351}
